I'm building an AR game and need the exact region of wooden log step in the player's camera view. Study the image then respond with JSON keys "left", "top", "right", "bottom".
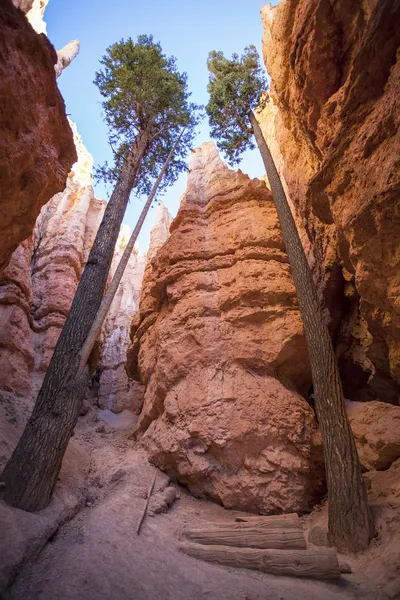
{"left": 208, "top": 513, "right": 302, "bottom": 531}
{"left": 234, "top": 513, "right": 301, "bottom": 528}
{"left": 184, "top": 524, "right": 306, "bottom": 550}
{"left": 179, "top": 543, "right": 340, "bottom": 581}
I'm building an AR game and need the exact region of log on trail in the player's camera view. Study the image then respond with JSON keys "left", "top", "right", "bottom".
{"left": 234, "top": 513, "right": 301, "bottom": 528}
{"left": 184, "top": 525, "right": 306, "bottom": 549}
{"left": 179, "top": 543, "right": 340, "bottom": 580}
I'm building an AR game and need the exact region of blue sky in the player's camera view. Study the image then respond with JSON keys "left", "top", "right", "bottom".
{"left": 46, "top": 0, "right": 280, "bottom": 252}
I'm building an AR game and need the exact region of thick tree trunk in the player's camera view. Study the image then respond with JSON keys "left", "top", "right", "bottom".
{"left": 76, "top": 128, "right": 184, "bottom": 376}
{"left": 249, "top": 110, "right": 373, "bottom": 553}
{"left": 0, "top": 127, "right": 152, "bottom": 512}
{"left": 179, "top": 543, "right": 341, "bottom": 580}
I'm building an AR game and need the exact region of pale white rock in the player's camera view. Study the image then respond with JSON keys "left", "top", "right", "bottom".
{"left": 346, "top": 401, "right": 400, "bottom": 471}
{"left": 26, "top": 0, "right": 48, "bottom": 34}
{"left": 147, "top": 201, "right": 173, "bottom": 261}
{"left": 55, "top": 40, "right": 80, "bottom": 78}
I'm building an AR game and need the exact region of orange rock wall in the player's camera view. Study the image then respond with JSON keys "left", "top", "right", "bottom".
{"left": 260, "top": 0, "right": 400, "bottom": 404}
{"left": 0, "top": 0, "right": 76, "bottom": 272}
{"left": 128, "top": 143, "right": 322, "bottom": 514}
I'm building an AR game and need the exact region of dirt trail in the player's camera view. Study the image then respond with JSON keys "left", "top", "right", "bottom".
{"left": 3, "top": 415, "right": 371, "bottom": 600}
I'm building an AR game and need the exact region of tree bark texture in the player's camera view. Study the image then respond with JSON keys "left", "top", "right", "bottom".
{"left": 0, "top": 127, "right": 153, "bottom": 512}
{"left": 249, "top": 110, "right": 373, "bottom": 553}
{"left": 179, "top": 543, "right": 341, "bottom": 580}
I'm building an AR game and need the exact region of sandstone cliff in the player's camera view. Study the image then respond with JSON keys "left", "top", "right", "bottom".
{"left": 127, "top": 142, "right": 322, "bottom": 514}
{"left": 0, "top": 0, "right": 76, "bottom": 272}
{"left": 0, "top": 126, "right": 105, "bottom": 395}
{"left": 259, "top": 0, "right": 400, "bottom": 404}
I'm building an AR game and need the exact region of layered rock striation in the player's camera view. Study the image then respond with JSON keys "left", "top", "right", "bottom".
{"left": 0, "top": 0, "right": 76, "bottom": 272}
{"left": 259, "top": 0, "right": 400, "bottom": 404}
{"left": 128, "top": 143, "right": 321, "bottom": 514}
{"left": 0, "top": 126, "right": 105, "bottom": 394}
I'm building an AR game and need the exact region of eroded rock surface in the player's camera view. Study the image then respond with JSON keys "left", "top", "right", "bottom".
{"left": 0, "top": 0, "right": 76, "bottom": 272}
{"left": 0, "top": 125, "right": 105, "bottom": 393}
{"left": 346, "top": 401, "right": 400, "bottom": 471}
{"left": 97, "top": 227, "right": 146, "bottom": 414}
{"left": 260, "top": 0, "right": 400, "bottom": 404}
{"left": 128, "top": 143, "right": 320, "bottom": 514}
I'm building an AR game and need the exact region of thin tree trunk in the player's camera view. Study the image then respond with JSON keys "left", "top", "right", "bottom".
{"left": 249, "top": 109, "right": 373, "bottom": 553}
{"left": 0, "top": 127, "right": 153, "bottom": 512}
{"left": 77, "top": 128, "right": 184, "bottom": 376}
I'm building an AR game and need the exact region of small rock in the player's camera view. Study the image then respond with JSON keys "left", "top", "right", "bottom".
{"left": 339, "top": 562, "right": 352, "bottom": 574}
{"left": 109, "top": 468, "right": 127, "bottom": 484}
{"left": 164, "top": 486, "right": 177, "bottom": 507}
{"left": 85, "top": 502, "right": 92, "bottom": 507}
{"left": 95, "top": 424, "right": 105, "bottom": 433}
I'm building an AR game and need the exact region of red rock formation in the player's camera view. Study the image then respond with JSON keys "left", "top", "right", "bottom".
{"left": 0, "top": 0, "right": 76, "bottom": 272}
{"left": 128, "top": 142, "right": 321, "bottom": 514}
{"left": 259, "top": 0, "right": 400, "bottom": 404}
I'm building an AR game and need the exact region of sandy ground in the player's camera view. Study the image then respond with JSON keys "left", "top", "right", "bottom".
{"left": 1, "top": 408, "right": 384, "bottom": 600}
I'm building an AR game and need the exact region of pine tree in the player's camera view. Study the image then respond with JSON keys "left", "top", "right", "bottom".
{"left": 1, "top": 35, "right": 198, "bottom": 512}
{"left": 206, "top": 46, "right": 373, "bottom": 553}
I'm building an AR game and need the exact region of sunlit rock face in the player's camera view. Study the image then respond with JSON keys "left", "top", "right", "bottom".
{"left": 0, "top": 0, "right": 76, "bottom": 273}
{"left": 259, "top": 0, "right": 400, "bottom": 404}
{"left": 127, "top": 142, "right": 321, "bottom": 514}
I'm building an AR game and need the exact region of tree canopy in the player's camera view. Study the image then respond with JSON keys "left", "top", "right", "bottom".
{"left": 94, "top": 34, "right": 200, "bottom": 195}
{"left": 206, "top": 46, "right": 268, "bottom": 165}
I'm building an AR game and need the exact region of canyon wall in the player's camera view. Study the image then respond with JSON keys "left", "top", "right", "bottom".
{"left": 127, "top": 143, "right": 322, "bottom": 514}
{"left": 0, "top": 0, "right": 76, "bottom": 272}
{"left": 0, "top": 127, "right": 105, "bottom": 395}
{"left": 259, "top": 0, "right": 400, "bottom": 404}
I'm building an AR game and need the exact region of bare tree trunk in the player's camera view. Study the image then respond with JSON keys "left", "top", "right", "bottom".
{"left": 0, "top": 127, "right": 152, "bottom": 512}
{"left": 76, "top": 128, "right": 184, "bottom": 376}
{"left": 249, "top": 110, "right": 373, "bottom": 553}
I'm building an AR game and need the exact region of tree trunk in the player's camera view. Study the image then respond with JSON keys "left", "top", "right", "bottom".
{"left": 249, "top": 109, "right": 373, "bottom": 553}
{"left": 0, "top": 127, "right": 152, "bottom": 512}
{"left": 76, "top": 128, "right": 184, "bottom": 376}
{"left": 179, "top": 543, "right": 341, "bottom": 580}
{"left": 184, "top": 525, "right": 306, "bottom": 550}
